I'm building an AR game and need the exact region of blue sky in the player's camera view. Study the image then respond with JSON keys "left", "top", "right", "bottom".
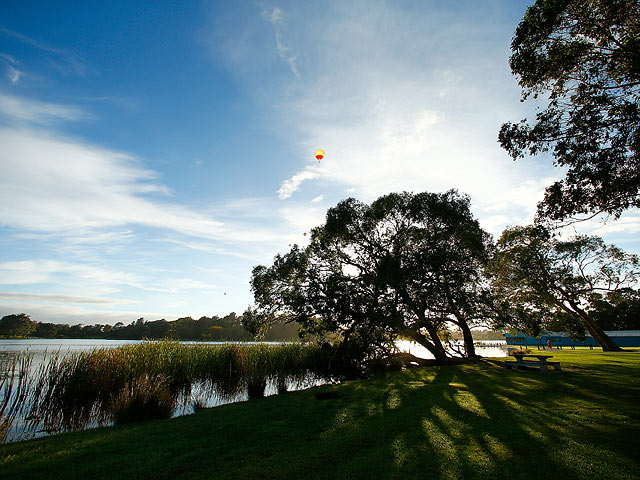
{"left": 1, "top": 1, "right": 639, "bottom": 325}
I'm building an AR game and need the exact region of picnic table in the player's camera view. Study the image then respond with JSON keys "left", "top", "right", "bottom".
{"left": 505, "top": 354, "right": 562, "bottom": 372}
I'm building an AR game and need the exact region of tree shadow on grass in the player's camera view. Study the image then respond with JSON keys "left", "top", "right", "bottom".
{"left": 312, "top": 361, "right": 639, "bottom": 479}
{"left": 0, "top": 360, "right": 638, "bottom": 480}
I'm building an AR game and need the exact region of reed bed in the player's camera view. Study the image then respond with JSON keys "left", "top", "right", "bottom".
{"left": 0, "top": 353, "right": 33, "bottom": 441}
{"left": 1, "top": 342, "right": 334, "bottom": 441}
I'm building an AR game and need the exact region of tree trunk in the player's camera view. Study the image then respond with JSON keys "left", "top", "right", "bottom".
{"left": 456, "top": 319, "right": 479, "bottom": 358}
{"left": 442, "top": 286, "right": 479, "bottom": 358}
{"left": 579, "top": 313, "right": 623, "bottom": 352}
{"left": 410, "top": 331, "right": 449, "bottom": 362}
{"left": 566, "top": 301, "right": 623, "bottom": 352}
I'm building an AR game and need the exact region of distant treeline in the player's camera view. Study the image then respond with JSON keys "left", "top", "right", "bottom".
{"left": 0, "top": 313, "right": 300, "bottom": 342}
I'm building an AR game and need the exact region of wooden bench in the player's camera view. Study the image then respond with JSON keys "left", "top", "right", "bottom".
{"left": 505, "top": 354, "right": 561, "bottom": 372}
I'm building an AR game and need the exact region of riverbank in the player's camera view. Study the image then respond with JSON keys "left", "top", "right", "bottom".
{"left": 1, "top": 350, "right": 638, "bottom": 479}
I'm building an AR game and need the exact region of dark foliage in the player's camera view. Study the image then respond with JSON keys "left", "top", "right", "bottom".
{"left": 489, "top": 225, "right": 639, "bottom": 350}
{"left": 500, "top": 0, "right": 640, "bottom": 221}
{"left": 246, "top": 190, "right": 493, "bottom": 369}
{"left": 0, "top": 314, "right": 37, "bottom": 337}
{"left": 589, "top": 288, "right": 640, "bottom": 330}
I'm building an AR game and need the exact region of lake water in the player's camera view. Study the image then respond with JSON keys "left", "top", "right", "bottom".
{"left": 0, "top": 338, "right": 507, "bottom": 443}
{"left": 395, "top": 339, "right": 509, "bottom": 359}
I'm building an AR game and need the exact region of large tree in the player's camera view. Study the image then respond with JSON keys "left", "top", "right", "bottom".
{"left": 489, "top": 225, "right": 639, "bottom": 351}
{"left": 245, "top": 190, "right": 492, "bottom": 365}
{"left": 0, "top": 313, "right": 37, "bottom": 337}
{"left": 499, "top": 0, "right": 640, "bottom": 222}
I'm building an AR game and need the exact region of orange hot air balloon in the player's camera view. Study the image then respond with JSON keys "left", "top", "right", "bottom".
{"left": 315, "top": 149, "right": 324, "bottom": 161}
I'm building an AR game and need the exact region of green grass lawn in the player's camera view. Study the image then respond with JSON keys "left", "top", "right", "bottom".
{"left": 1, "top": 350, "right": 638, "bottom": 479}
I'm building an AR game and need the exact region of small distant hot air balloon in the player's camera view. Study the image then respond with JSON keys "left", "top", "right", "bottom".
{"left": 303, "top": 232, "right": 307, "bottom": 236}
{"left": 315, "top": 149, "right": 324, "bottom": 161}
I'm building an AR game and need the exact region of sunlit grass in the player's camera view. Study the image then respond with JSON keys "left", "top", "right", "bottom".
{"left": 0, "top": 349, "right": 637, "bottom": 479}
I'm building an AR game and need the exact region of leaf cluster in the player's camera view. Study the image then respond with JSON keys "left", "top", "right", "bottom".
{"left": 499, "top": 0, "right": 640, "bottom": 221}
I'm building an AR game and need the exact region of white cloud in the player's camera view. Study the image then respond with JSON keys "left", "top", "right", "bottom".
{"left": 0, "top": 126, "right": 228, "bottom": 238}
{"left": 0, "top": 27, "right": 92, "bottom": 77}
{"left": 261, "top": 6, "right": 299, "bottom": 78}
{"left": 0, "top": 258, "right": 231, "bottom": 301}
{"left": 0, "top": 93, "right": 90, "bottom": 124}
{"left": 263, "top": 6, "right": 284, "bottom": 24}
{"left": 0, "top": 260, "right": 140, "bottom": 288}
{"left": 249, "top": 2, "right": 562, "bottom": 234}
{"left": 312, "top": 195, "right": 324, "bottom": 203}
{"left": 277, "top": 167, "right": 321, "bottom": 199}
{"left": 279, "top": 204, "right": 327, "bottom": 237}
{"left": 0, "top": 292, "right": 135, "bottom": 305}
{"left": 550, "top": 210, "right": 640, "bottom": 256}
{"left": 0, "top": 92, "right": 307, "bottom": 253}
{"left": 7, "top": 67, "right": 22, "bottom": 84}
{"left": 159, "top": 278, "right": 221, "bottom": 294}
{"left": 0, "top": 54, "right": 23, "bottom": 84}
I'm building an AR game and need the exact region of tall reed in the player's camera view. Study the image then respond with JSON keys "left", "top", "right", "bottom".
{"left": 0, "top": 352, "right": 33, "bottom": 441}
{"left": 10, "top": 341, "right": 334, "bottom": 440}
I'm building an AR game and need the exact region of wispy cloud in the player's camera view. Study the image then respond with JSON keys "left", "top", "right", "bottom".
{"left": 0, "top": 292, "right": 135, "bottom": 305}
{"left": 0, "top": 125, "right": 228, "bottom": 238}
{"left": 277, "top": 167, "right": 320, "bottom": 199}
{"left": 0, "top": 260, "right": 141, "bottom": 288}
{"left": 0, "top": 27, "right": 92, "bottom": 77}
{"left": 0, "top": 93, "right": 315, "bottom": 298}
{"left": 0, "top": 93, "right": 91, "bottom": 125}
{"left": 261, "top": 6, "right": 299, "bottom": 78}
{"left": 0, "top": 92, "right": 307, "bottom": 249}
{"left": 0, "top": 53, "right": 22, "bottom": 84}
{"left": 240, "top": 2, "right": 560, "bottom": 237}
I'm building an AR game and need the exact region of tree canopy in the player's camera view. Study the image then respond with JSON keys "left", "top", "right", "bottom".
{"left": 0, "top": 313, "right": 37, "bottom": 337}
{"left": 245, "top": 190, "right": 492, "bottom": 367}
{"left": 499, "top": 0, "right": 640, "bottom": 221}
{"left": 489, "top": 225, "right": 640, "bottom": 351}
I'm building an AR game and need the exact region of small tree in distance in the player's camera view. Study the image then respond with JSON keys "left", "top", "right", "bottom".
{"left": 489, "top": 225, "right": 639, "bottom": 351}
{"left": 0, "top": 313, "right": 37, "bottom": 338}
